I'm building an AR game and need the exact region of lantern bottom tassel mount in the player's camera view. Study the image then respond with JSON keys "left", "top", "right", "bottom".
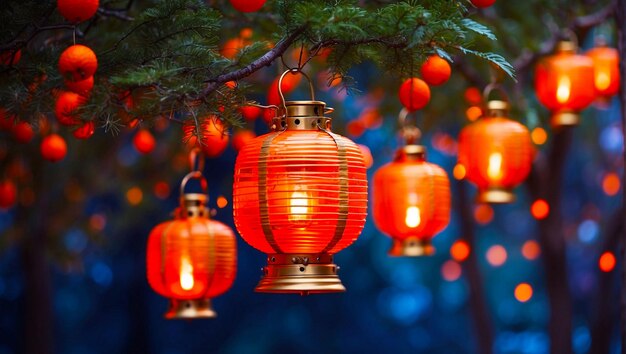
{"left": 389, "top": 236, "right": 435, "bottom": 257}
{"left": 256, "top": 253, "right": 346, "bottom": 295}
{"left": 551, "top": 109, "right": 579, "bottom": 127}
{"left": 476, "top": 187, "right": 516, "bottom": 204}
{"left": 166, "top": 299, "right": 216, "bottom": 319}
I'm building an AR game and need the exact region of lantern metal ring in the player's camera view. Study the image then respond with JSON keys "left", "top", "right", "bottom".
{"left": 179, "top": 170, "right": 208, "bottom": 198}
{"left": 398, "top": 108, "right": 422, "bottom": 146}
{"left": 188, "top": 147, "right": 205, "bottom": 173}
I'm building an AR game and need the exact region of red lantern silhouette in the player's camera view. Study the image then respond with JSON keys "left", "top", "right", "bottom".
{"left": 535, "top": 39, "right": 596, "bottom": 126}
{"left": 373, "top": 110, "right": 450, "bottom": 256}
{"left": 586, "top": 42, "right": 620, "bottom": 101}
{"left": 147, "top": 169, "right": 236, "bottom": 318}
{"left": 233, "top": 70, "right": 368, "bottom": 294}
{"left": 458, "top": 88, "right": 533, "bottom": 203}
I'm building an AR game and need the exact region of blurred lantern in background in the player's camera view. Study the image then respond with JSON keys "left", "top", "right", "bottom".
{"left": 372, "top": 109, "right": 451, "bottom": 256}
{"left": 585, "top": 38, "right": 620, "bottom": 102}
{"left": 535, "top": 36, "right": 596, "bottom": 127}
{"left": 233, "top": 70, "right": 367, "bottom": 294}
{"left": 458, "top": 86, "right": 533, "bottom": 203}
{"left": 147, "top": 162, "right": 237, "bottom": 319}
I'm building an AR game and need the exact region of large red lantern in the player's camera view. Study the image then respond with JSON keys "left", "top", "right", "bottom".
{"left": 586, "top": 42, "right": 620, "bottom": 101}
{"left": 372, "top": 110, "right": 451, "bottom": 256}
{"left": 535, "top": 39, "right": 596, "bottom": 127}
{"left": 458, "top": 89, "right": 533, "bottom": 203}
{"left": 147, "top": 169, "right": 236, "bottom": 318}
{"left": 233, "top": 70, "right": 368, "bottom": 294}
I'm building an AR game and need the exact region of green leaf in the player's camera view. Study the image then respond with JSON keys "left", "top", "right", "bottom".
{"left": 461, "top": 18, "right": 497, "bottom": 40}
{"left": 458, "top": 46, "right": 516, "bottom": 80}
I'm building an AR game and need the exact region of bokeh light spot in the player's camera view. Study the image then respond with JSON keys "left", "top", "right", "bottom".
{"left": 453, "top": 164, "right": 466, "bottom": 180}
{"left": 466, "top": 106, "right": 482, "bottom": 121}
{"left": 486, "top": 245, "right": 507, "bottom": 267}
{"left": 531, "top": 199, "right": 549, "bottom": 219}
{"left": 474, "top": 204, "right": 494, "bottom": 225}
{"left": 602, "top": 172, "right": 621, "bottom": 196}
{"left": 521, "top": 240, "right": 541, "bottom": 260}
{"left": 126, "top": 187, "right": 143, "bottom": 205}
{"left": 153, "top": 181, "right": 170, "bottom": 199}
{"left": 514, "top": 283, "right": 533, "bottom": 302}
{"left": 531, "top": 127, "right": 548, "bottom": 145}
{"left": 450, "top": 240, "right": 470, "bottom": 262}
{"left": 441, "top": 260, "right": 462, "bottom": 281}
{"left": 217, "top": 195, "right": 228, "bottom": 209}
{"left": 599, "top": 251, "right": 616, "bottom": 272}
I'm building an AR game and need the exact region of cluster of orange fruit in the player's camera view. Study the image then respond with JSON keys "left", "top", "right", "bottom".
{"left": 398, "top": 55, "right": 452, "bottom": 112}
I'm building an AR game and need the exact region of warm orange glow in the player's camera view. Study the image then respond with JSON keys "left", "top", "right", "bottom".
{"left": 474, "top": 204, "right": 494, "bottom": 225}
{"left": 441, "top": 260, "right": 462, "bottom": 281}
{"left": 531, "top": 127, "right": 548, "bottom": 145}
{"left": 599, "top": 251, "right": 616, "bottom": 272}
{"left": 357, "top": 144, "right": 374, "bottom": 169}
{"left": 126, "top": 187, "right": 143, "bottom": 205}
{"left": 586, "top": 46, "right": 620, "bottom": 98}
{"left": 289, "top": 190, "right": 310, "bottom": 222}
{"left": 453, "top": 164, "right": 466, "bottom": 180}
{"left": 179, "top": 256, "right": 194, "bottom": 291}
{"left": 154, "top": 181, "right": 170, "bottom": 199}
{"left": 531, "top": 199, "right": 550, "bottom": 219}
{"left": 602, "top": 173, "right": 621, "bottom": 196}
{"left": 486, "top": 245, "right": 507, "bottom": 267}
{"left": 217, "top": 195, "right": 228, "bottom": 208}
{"left": 466, "top": 106, "right": 482, "bottom": 121}
{"left": 405, "top": 206, "right": 421, "bottom": 228}
{"left": 521, "top": 240, "right": 541, "bottom": 260}
{"left": 595, "top": 69, "right": 611, "bottom": 91}
{"left": 487, "top": 151, "right": 503, "bottom": 181}
{"left": 514, "top": 283, "right": 533, "bottom": 302}
{"left": 450, "top": 240, "right": 470, "bottom": 262}
{"left": 556, "top": 76, "right": 571, "bottom": 103}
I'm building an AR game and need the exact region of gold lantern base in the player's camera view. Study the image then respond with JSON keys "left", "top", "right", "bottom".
{"left": 165, "top": 299, "right": 216, "bottom": 319}
{"left": 476, "top": 188, "right": 515, "bottom": 204}
{"left": 389, "top": 237, "right": 434, "bottom": 257}
{"left": 255, "top": 253, "right": 346, "bottom": 295}
{"left": 550, "top": 110, "right": 579, "bottom": 127}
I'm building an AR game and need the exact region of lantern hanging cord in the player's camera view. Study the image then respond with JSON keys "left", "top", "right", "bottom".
{"left": 398, "top": 108, "right": 422, "bottom": 145}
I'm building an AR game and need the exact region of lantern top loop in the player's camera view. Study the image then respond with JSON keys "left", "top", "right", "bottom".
{"left": 556, "top": 29, "right": 579, "bottom": 53}
{"left": 179, "top": 171, "right": 208, "bottom": 198}
{"left": 398, "top": 108, "right": 422, "bottom": 145}
{"left": 482, "top": 84, "right": 510, "bottom": 117}
{"left": 277, "top": 68, "right": 316, "bottom": 109}
{"left": 188, "top": 147, "right": 205, "bottom": 173}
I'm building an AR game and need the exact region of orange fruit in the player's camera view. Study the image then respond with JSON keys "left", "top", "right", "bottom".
{"left": 57, "top": 0, "right": 99, "bottom": 23}
{"left": 41, "top": 134, "right": 68, "bottom": 162}
{"left": 133, "top": 129, "right": 155, "bottom": 154}
{"left": 65, "top": 76, "right": 94, "bottom": 96}
{"left": 240, "top": 105, "right": 262, "bottom": 121}
{"left": 58, "top": 44, "right": 98, "bottom": 82}
{"left": 0, "top": 49, "right": 21, "bottom": 66}
{"left": 398, "top": 77, "right": 431, "bottom": 111}
{"left": 55, "top": 91, "right": 86, "bottom": 126}
{"left": 0, "top": 180, "right": 17, "bottom": 209}
{"left": 229, "top": 0, "right": 266, "bottom": 12}
{"left": 232, "top": 129, "right": 256, "bottom": 151}
{"left": 12, "top": 122, "right": 35, "bottom": 143}
{"left": 471, "top": 0, "right": 496, "bottom": 8}
{"left": 421, "top": 55, "right": 451, "bottom": 86}
{"left": 73, "top": 121, "right": 95, "bottom": 139}
{"left": 183, "top": 117, "right": 229, "bottom": 157}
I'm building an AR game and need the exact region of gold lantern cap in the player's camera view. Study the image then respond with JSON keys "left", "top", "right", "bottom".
{"left": 556, "top": 40, "right": 577, "bottom": 54}
{"left": 165, "top": 299, "right": 217, "bottom": 319}
{"left": 484, "top": 99, "right": 509, "bottom": 118}
{"left": 389, "top": 237, "right": 435, "bottom": 257}
{"left": 476, "top": 187, "right": 516, "bottom": 203}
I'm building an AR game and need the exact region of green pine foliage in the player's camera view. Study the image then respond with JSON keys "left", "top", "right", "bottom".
{"left": 0, "top": 0, "right": 513, "bottom": 139}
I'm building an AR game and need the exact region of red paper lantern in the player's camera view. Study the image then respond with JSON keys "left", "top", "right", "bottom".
{"left": 458, "top": 98, "right": 533, "bottom": 203}
{"left": 233, "top": 72, "right": 367, "bottom": 294}
{"left": 147, "top": 171, "right": 237, "bottom": 318}
{"left": 586, "top": 44, "right": 620, "bottom": 100}
{"left": 535, "top": 40, "right": 596, "bottom": 126}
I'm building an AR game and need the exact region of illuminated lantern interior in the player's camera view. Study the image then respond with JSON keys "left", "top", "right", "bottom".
{"left": 458, "top": 98, "right": 533, "bottom": 203}
{"left": 146, "top": 171, "right": 237, "bottom": 319}
{"left": 586, "top": 44, "right": 620, "bottom": 100}
{"left": 233, "top": 76, "right": 367, "bottom": 294}
{"left": 534, "top": 40, "right": 596, "bottom": 127}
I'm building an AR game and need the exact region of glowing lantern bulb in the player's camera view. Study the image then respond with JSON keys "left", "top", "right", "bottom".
{"left": 405, "top": 206, "right": 421, "bottom": 228}
{"left": 289, "top": 191, "right": 309, "bottom": 221}
{"left": 556, "top": 76, "right": 571, "bottom": 103}
{"left": 487, "top": 151, "right": 503, "bottom": 181}
{"left": 180, "top": 257, "right": 194, "bottom": 291}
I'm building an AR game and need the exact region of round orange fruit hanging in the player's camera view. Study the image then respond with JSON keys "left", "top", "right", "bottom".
{"left": 12, "top": 122, "right": 35, "bottom": 143}
{"left": 57, "top": 0, "right": 99, "bottom": 23}
{"left": 421, "top": 55, "right": 451, "bottom": 86}
{"left": 535, "top": 38, "right": 596, "bottom": 127}
{"left": 471, "top": 0, "right": 496, "bottom": 8}
{"left": 586, "top": 41, "right": 620, "bottom": 101}
{"left": 41, "top": 134, "right": 68, "bottom": 162}
{"left": 229, "top": 0, "right": 266, "bottom": 13}
{"left": 233, "top": 70, "right": 368, "bottom": 294}
{"left": 147, "top": 168, "right": 237, "bottom": 319}
{"left": 372, "top": 109, "right": 451, "bottom": 256}
{"left": 398, "top": 77, "right": 431, "bottom": 111}
{"left": 73, "top": 121, "right": 95, "bottom": 139}
{"left": 55, "top": 91, "right": 86, "bottom": 126}
{"left": 65, "top": 76, "right": 94, "bottom": 96}
{"left": 183, "top": 117, "right": 229, "bottom": 158}
{"left": 58, "top": 45, "right": 98, "bottom": 82}
{"left": 458, "top": 87, "right": 533, "bottom": 203}
{"left": 133, "top": 129, "right": 155, "bottom": 154}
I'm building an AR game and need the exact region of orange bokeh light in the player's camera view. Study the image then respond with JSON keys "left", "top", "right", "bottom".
{"left": 521, "top": 240, "right": 541, "bottom": 260}
{"left": 531, "top": 127, "right": 548, "bottom": 145}
{"left": 602, "top": 173, "right": 621, "bottom": 196}
{"left": 474, "top": 204, "right": 494, "bottom": 225}
{"left": 89, "top": 213, "right": 107, "bottom": 231}
{"left": 466, "top": 106, "right": 483, "bottom": 121}
{"left": 531, "top": 199, "right": 550, "bottom": 219}
{"left": 217, "top": 195, "right": 228, "bottom": 209}
{"left": 599, "top": 251, "right": 616, "bottom": 272}
{"left": 450, "top": 240, "right": 471, "bottom": 262}
{"left": 514, "top": 283, "right": 533, "bottom": 302}
{"left": 441, "top": 260, "right": 462, "bottom": 281}
{"left": 154, "top": 181, "right": 170, "bottom": 200}
{"left": 486, "top": 245, "right": 507, "bottom": 267}
{"left": 453, "top": 164, "right": 466, "bottom": 180}
{"left": 126, "top": 187, "right": 143, "bottom": 205}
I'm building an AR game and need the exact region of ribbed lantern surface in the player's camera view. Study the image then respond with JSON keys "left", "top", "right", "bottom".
{"left": 147, "top": 172, "right": 236, "bottom": 319}
{"left": 458, "top": 100, "right": 533, "bottom": 203}
{"left": 535, "top": 41, "right": 596, "bottom": 126}
{"left": 373, "top": 146, "right": 450, "bottom": 256}
{"left": 233, "top": 100, "right": 368, "bottom": 294}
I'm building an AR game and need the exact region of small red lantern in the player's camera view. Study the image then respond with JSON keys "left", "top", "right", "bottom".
{"left": 147, "top": 169, "right": 237, "bottom": 318}
{"left": 535, "top": 39, "right": 596, "bottom": 127}
{"left": 586, "top": 42, "right": 620, "bottom": 101}
{"left": 233, "top": 70, "right": 368, "bottom": 294}
{"left": 372, "top": 110, "right": 451, "bottom": 256}
{"left": 458, "top": 89, "right": 533, "bottom": 203}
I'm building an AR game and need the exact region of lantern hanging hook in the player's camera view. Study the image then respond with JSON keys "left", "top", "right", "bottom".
{"left": 277, "top": 68, "right": 316, "bottom": 112}
{"left": 398, "top": 108, "right": 422, "bottom": 145}
{"left": 482, "top": 83, "right": 510, "bottom": 103}
{"left": 560, "top": 28, "right": 579, "bottom": 47}
{"left": 179, "top": 171, "right": 208, "bottom": 198}
{"left": 188, "top": 147, "right": 205, "bottom": 173}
